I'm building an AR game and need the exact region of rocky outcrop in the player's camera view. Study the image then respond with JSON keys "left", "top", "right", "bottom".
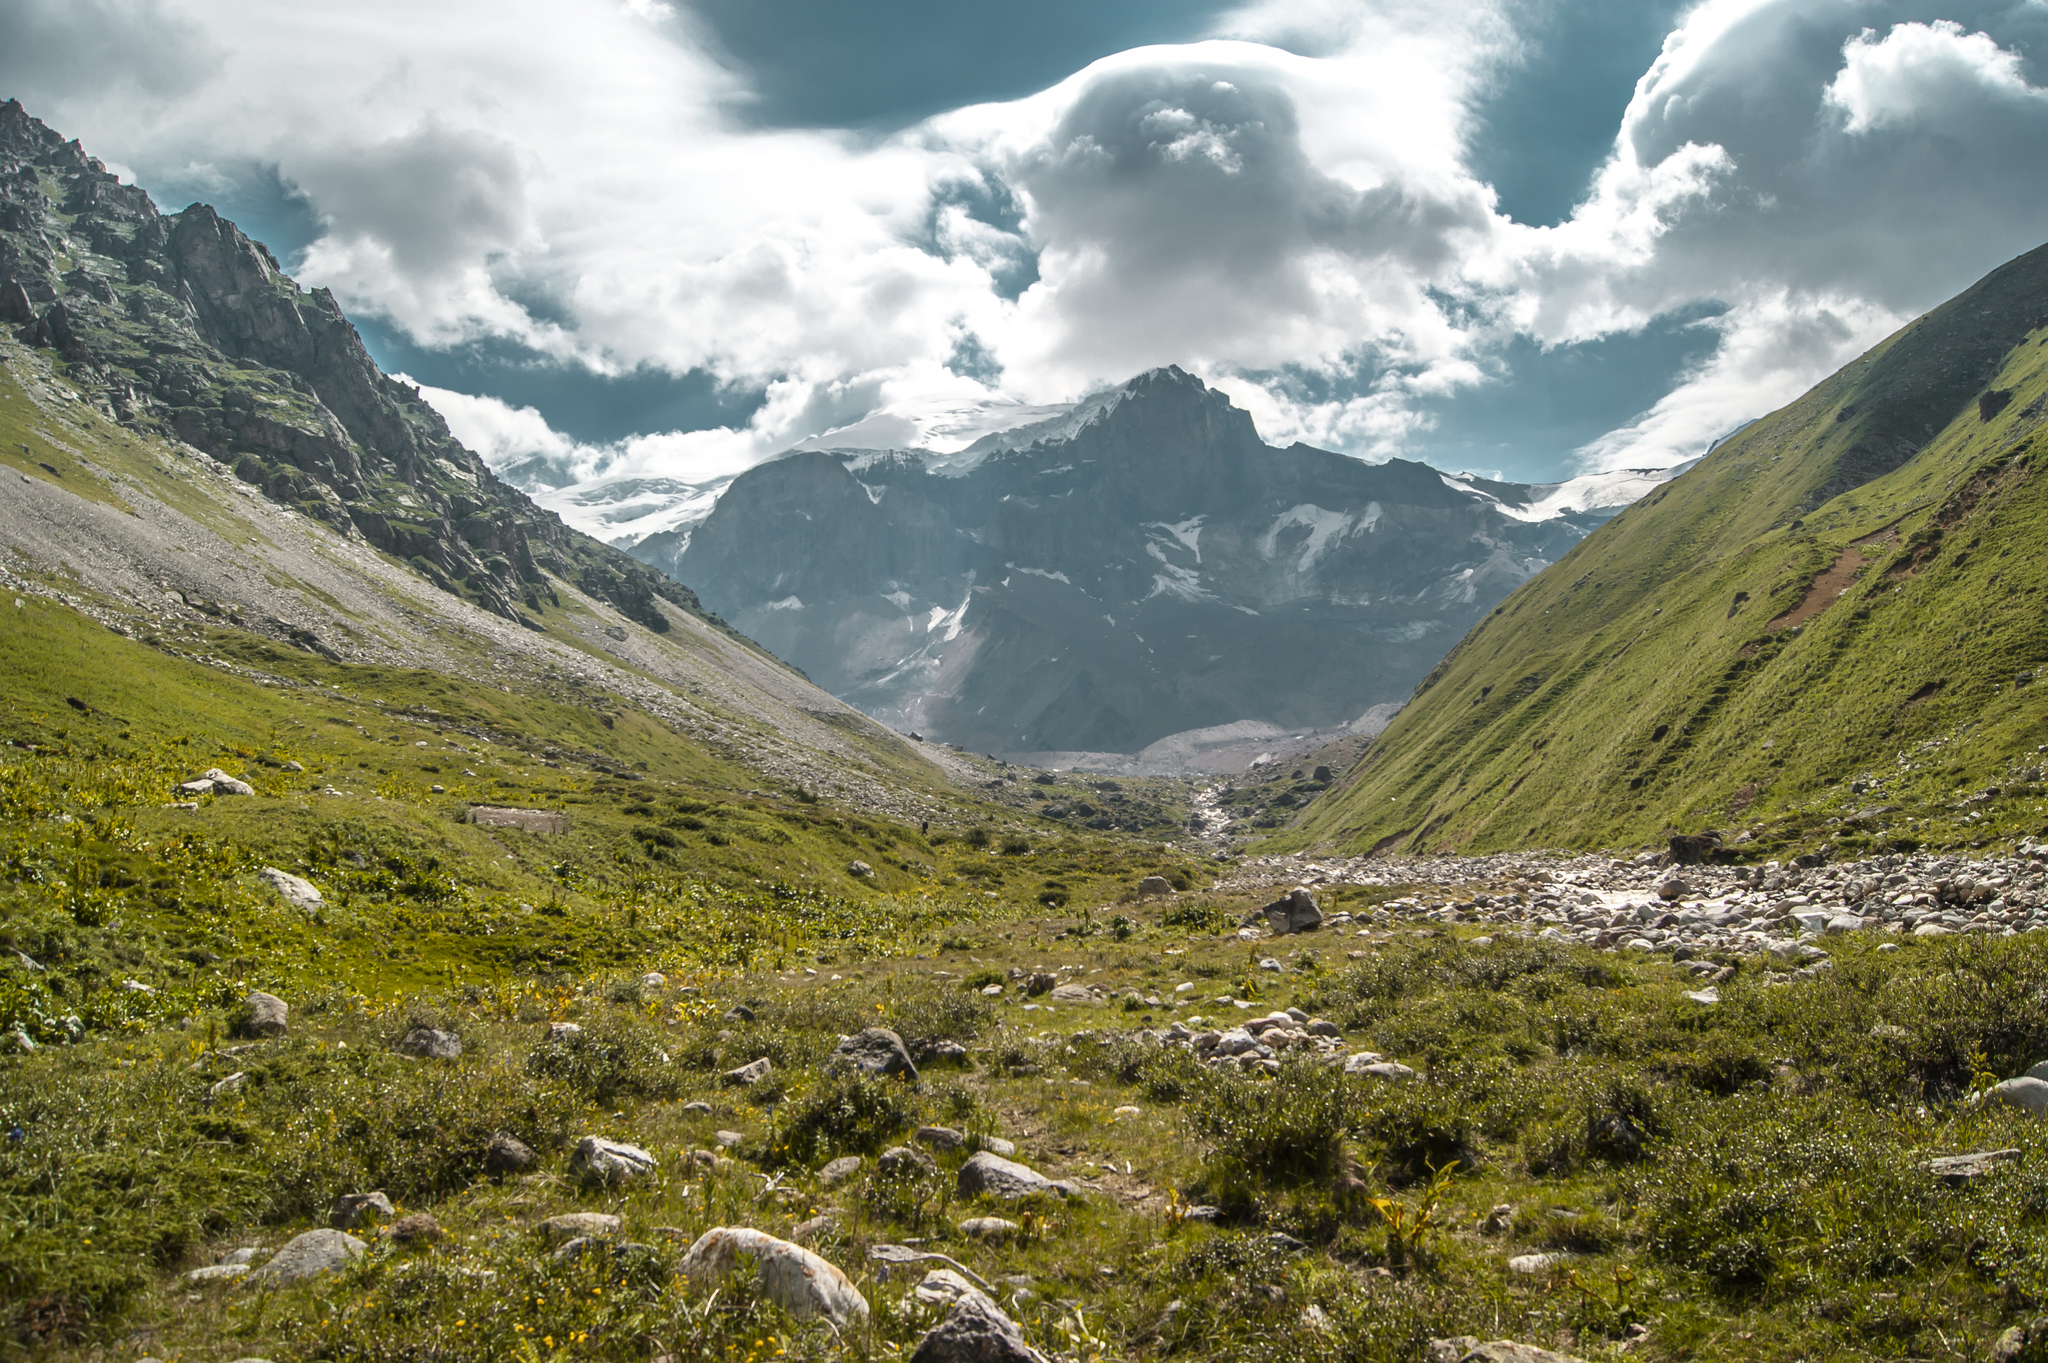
{"left": 0, "top": 99, "right": 702, "bottom": 638}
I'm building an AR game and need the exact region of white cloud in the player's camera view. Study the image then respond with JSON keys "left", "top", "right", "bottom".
{"left": 9, "top": 0, "right": 2048, "bottom": 484}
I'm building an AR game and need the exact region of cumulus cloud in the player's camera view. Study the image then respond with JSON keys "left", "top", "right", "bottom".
{"left": 10, "top": 0, "right": 2048, "bottom": 484}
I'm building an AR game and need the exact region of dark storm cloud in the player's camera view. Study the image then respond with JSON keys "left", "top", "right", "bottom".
{"left": 0, "top": 0, "right": 222, "bottom": 108}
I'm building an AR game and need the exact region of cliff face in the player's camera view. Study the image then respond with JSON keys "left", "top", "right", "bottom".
{"left": 0, "top": 99, "right": 693, "bottom": 633}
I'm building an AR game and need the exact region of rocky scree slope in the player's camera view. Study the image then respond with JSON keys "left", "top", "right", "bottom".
{"left": 0, "top": 99, "right": 688, "bottom": 636}
{"left": 663, "top": 366, "right": 1661, "bottom": 762}
{"left": 1300, "top": 240, "right": 2048, "bottom": 857}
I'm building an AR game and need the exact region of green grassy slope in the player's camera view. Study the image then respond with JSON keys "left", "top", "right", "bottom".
{"left": 1294, "top": 243, "right": 2048, "bottom": 858}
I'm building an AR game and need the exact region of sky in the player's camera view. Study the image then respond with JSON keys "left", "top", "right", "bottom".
{"left": 5, "top": 0, "right": 2047, "bottom": 490}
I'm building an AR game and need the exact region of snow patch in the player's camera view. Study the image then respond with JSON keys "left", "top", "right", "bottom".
{"left": 1258, "top": 504, "right": 1363, "bottom": 571}
{"left": 764, "top": 596, "right": 804, "bottom": 612}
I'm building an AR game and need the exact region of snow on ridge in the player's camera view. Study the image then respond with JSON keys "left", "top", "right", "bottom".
{"left": 1441, "top": 464, "right": 1688, "bottom": 523}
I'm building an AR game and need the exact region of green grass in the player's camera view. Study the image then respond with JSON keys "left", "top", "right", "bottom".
{"left": 1297, "top": 245, "right": 2048, "bottom": 858}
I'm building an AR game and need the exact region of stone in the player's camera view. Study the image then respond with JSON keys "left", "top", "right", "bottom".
{"left": 680, "top": 1101, "right": 713, "bottom": 1115}
{"left": 680, "top": 1227, "right": 869, "bottom": 1328}
{"left": 538, "top": 1212, "right": 620, "bottom": 1245}
{"left": 1480, "top": 1204, "right": 1516, "bottom": 1235}
{"left": 200, "top": 768, "right": 254, "bottom": 796}
{"left": 1986, "top": 1078, "right": 2048, "bottom": 1116}
{"left": 1656, "top": 877, "right": 1690, "bottom": 902}
{"left": 1137, "top": 875, "right": 1174, "bottom": 898}
{"left": 186, "top": 1264, "right": 248, "bottom": 1283}
{"left": 1260, "top": 887, "right": 1323, "bottom": 935}
{"left": 916, "top": 1125, "right": 966, "bottom": 1151}
{"left": 921, "top": 1039, "right": 970, "bottom": 1063}
{"left": 957, "top": 1150, "right": 1076, "bottom": 1199}
{"left": 723, "top": 1004, "right": 756, "bottom": 1023}
{"left": 1928, "top": 1149, "right": 2022, "bottom": 1182}
{"left": 714, "top": 1129, "right": 745, "bottom": 1148}
{"left": 722, "top": 1057, "right": 773, "bottom": 1087}
{"left": 467, "top": 806, "right": 570, "bottom": 834}
{"left": 569, "top": 1136, "right": 658, "bottom": 1186}
{"left": 1825, "top": 914, "right": 1866, "bottom": 934}
{"left": 958, "top": 1216, "right": 1022, "bottom": 1240}
{"left": 257, "top": 867, "right": 322, "bottom": 912}
{"left": 485, "top": 1131, "right": 535, "bottom": 1177}
{"left": 245, "top": 1228, "right": 365, "bottom": 1286}
{"left": 395, "top": 1027, "right": 462, "bottom": 1060}
{"left": 1993, "top": 1318, "right": 2048, "bottom": 1363}
{"left": 1914, "top": 922, "right": 1953, "bottom": 937}
{"left": 1048, "top": 983, "right": 1098, "bottom": 1003}
{"left": 1682, "top": 987, "right": 1720, "bottom": 1005}
{"left": 911, "top": 1286, "right": 1049, "bottom": 1363}
{"left": 976, "top": 1136, "right": 1018, "bottom": 1158}
{"left": 330, "top": 1191, "right": 394, "bottom": 1229}
{"left": 827, "top": 1027, "right": 919, "bottom": 1082}
{"left": 640, "top": 972, "right": 667, "bottom": 989}
{"left": 791, "top": 1214, "right": 837, "bottom": 1244}
{"left": 879, "top": 1144, "right": 939, "bottom": 1177}
{"left": 241, "top": 991, "right": 288, "bottom": 1037}
{"left": 849, "top": 860, "right": 875, "bottom": 877}
{"left": 1506, "top": 1252, "right": 1565, "bottom": 1275}
{"left": 547, "top": 1021, "right": 583, "bottom": 1042}
{"left": 1355, "top": 1061, "right": 1416, "bottom": 1081}
{"left": 209, "top": 1071, "right": 248, "bottom": 1100}
{"left": 385, "top": 1213, "right": 444, "bottom": 1244}
{"left": 1429, "top": 1337, "right": 1592, "bottom": 1363}
{"left": 1341, "top": 1051, "right": 1385, "bottom": 1072}
{"left": 820, "top": 1155, "right": 864, "bottom": 1185}
{"left": 1024, "top": 972, "right": 1056, "bottom": 996}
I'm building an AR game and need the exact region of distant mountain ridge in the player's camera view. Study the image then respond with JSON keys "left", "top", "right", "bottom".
{"left": 649, "top": 366, "right": 1678, "bottom": 761}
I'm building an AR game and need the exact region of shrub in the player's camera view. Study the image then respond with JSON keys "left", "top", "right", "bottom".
{"left": 769, "top": 1074, "right": 919, "bottom": 1168}
{"left": 524, "top": 1013, "right": 685, "bottom": 1104}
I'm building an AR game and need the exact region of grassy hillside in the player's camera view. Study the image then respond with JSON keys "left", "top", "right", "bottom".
{"left": 1294, "top": 244, "right": 2048, "bottom": 859}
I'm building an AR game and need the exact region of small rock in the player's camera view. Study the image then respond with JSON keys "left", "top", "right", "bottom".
{"left": 640, "top": 972, "right": 667, "bottom": 989}
{"left": 1430, "top": 1337, "right": 1592, "bottom": 1363}
{"left": 1657, "top": 877, "right": 1690, "bottom": 902}
{"left": 385, "top": 1213, "right": 444, "bottom": 1244}
{"left": 185, "top": 1264, "right": 248, "bottom": 1283}
{"left": 330, "top": 1191, "right": 394, "bottom": 1229}
{"left": 958, "top": 1150, "right": 1077, "bottom": 1199}
{"left": 538, "top": 1212, "right": 621, "bottom": 1245}
{"left": 976, "top": 1136, "right": 1018, "bottom": 1157}
{"left": 827, "top": 1027, "right": 919, "bottom": 1082}
{"left": 547, "top": 1021, "right": 583, "bottom": 1042}
{"left": 1682, "top": 987, "right": 1720, "bottom": 1005}
{"left": 880, "top": 1144, "right": 939, "bottom": 1177}
{"left": 958, "top": 1216, "right": 1022, "bottom": 1240}
{"left": 568, "top": 1136, "right": 658, "bottom": 1186}
{"left": 1507, "top": 1252, "right": 1565, "bottom": 1275}
{"left": 200, "top": 768, "right": 254, "bottom": 796}
{"left": 722, "top": 1057, "right": 773, "bottom": 1087}
{"left": 395, "top": 1027, "right": 462, "bottom": 1060}
{"left": 910, "top": 1284, "right": 1049, "bottom": 1363}
{"left": 241, "top": 991, "right": 288, "bottom": 1038}
{"left": 484, "top": 1131, "right": 535, "bottom": 1177}
{"left": 209, "top": 1071, "right": 248, "bottom": 1100}
{"left": 257, "top": 867, "right": 322, "bottom": 912}
{"left": 916, "top": 1125, "right": 966, "bottom": 1151}
{"left": 1354, "top": 1061, "right": 1416, "bottom": 1081}
{"left": 1137, "top": 875, "right": 1174, "bottom": 898}
{"left": 1480, "top": 1204, "right": 1515, "bottom": 1235}
{"left": 1024, "top": 972, "right": 1056, "bottom": 996}
{"left": 849, "top": 860, "right": 875, "bottom": 877}
{"left": 791, "top": 1214, "right": 837, "bottom": 1244}
{"left": 723, "top": 1004, "right": 756, "bottom": 1023}
{"left": 1984, "top": 1078, "right": 2048, "bottom": 1116}
{"left": 1825, "top": 914, "right": 1866, "bottom": 934}
{"left": 245, "top": 1228, "right": 365, "bottom": 1286}
{"left": 714, "top": 1129, "right": 745, "bottom": 1148}
{"left": 820, "top": 1154, "right": 864, "bottom": 1185}
{"left": 680, "top": 1101, "right": 713, "bottom": 1115}
{"left": 1929, "top": 1149, "right": 2022, "bottom": 1182}
{"left": 681, "top": 1227, "right": 869, "bottom": 1328}
{"left": 1260, "top": 887, "right": 1323, "bottom": 936}
{"left": 1048, "top": 982, "right": 1099, "bottom": 1003}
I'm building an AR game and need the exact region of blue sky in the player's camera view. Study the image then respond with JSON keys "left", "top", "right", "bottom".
{"left": 5, "top": 0, "right": 2047, "bottom": 488}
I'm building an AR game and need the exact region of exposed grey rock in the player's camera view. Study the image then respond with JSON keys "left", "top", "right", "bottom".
{"left": 910, "top": 1283, "right": 1049, "bottom": 1363}
{"left": 538, "top": 1212, "right": 620, "bottom": 1245}
{"left": 791, "top": 1214, "right": 837, "bottom": 1244}
{"left": 569, "top": 1136, "right": 657, "bottom": 1187}
{"left": 395, "top": 1027, "right": 462, "bottom": 1060}
{"left": 680, "top": 1226, "right": 869, "bottom": 1328}
{"left": 1354, "top": 1061, "right": 1416, "bottom": 1080}
{"left": 547, "top": 1021, "right": 584, "bottom": 1042}
{"left": 1048, "top": 983, "right": 1099, "bottom": 1003}
{"left": 680, "top": 1100, "right": 712, "bottom": 1115}
{"left": 1984, "top": 1077, "right": 2048, "bottom": 1116}
{"left": 385, "top": 1212, "right": 443, "bottom": 1244}
{"left": 468, "top": 806, "right": 570, "bottom": 834}
{"left": 1261, "top": 887, "right": 1323, "bottom": 935}
{"left": 849, "top": 860, "right": 874, "bottom": 877}
{"left": 1929, "top": 1149, "right": 2022, "bottom": 1181}
{"left": 1429, "top": 1337, "right": 1591, "bottom": 1363}
{"left": 245, "top": 1228, "right": 365, "bottom": 1286}
{"left": 723, "top": 1004, "right": 756, "bottom": 1023}
{"left": 828, "top": 1027, "right": 919, "bottom": 1082}
{"left": 1137, "top": 875, "right": 1174, "bottom": 898}
{"left": 186, "top": 1263, "right": 248, "bottom": 1283}
{"left": 820, "top": 1155, "right": 864, "bottom": 1185}
{"left": 958, "top": 1216, "right": 1022, "bottom": 1240}
{"left": 1656, "top": 877, "right": 1690, "bottom": 902}
{"left": 485, "top": 1131, "right": 535, "bottom": 1177}
{"left": 257, "top": 867, "right": 321, "bottom": 911}
{"left": 958, "top": 1150, "right": 1077, "bottom": 1199}
{"left": 1506, "top": 1252, "right": 1566, "bottom": 1275}
{"left": 330, "top": 1191, "right": 394, "bottom": 1229}
{"left": 200, "top": 768, "right": 255, "bottom": 796}
{"left": 1993, "top": 1318, "right": 2048, "bottom": 1363}
{"left": 209, "top": 1071, "right": 248, "bottom": 1100}
{"left": 714, "top": 1129, "right": 745, "bottom": 1148}
{"left": 241, "top": 991, "right": 288, "bottom": 1037}
{"left": 879, "top": 1144, "right": 938, "bottom": 1178}
{"left": 916, "top": 1125, "right": 966, "bottom": 1151}
{"left": 722, "top": 1057, "right": 773, "bottom": 1087}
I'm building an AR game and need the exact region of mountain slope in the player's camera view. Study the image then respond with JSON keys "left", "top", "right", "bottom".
{"left": 659, "top": 367, "right": 1672, "bottom": 763}
{"left": 1296, "top": 241, "right": 2048, "bottom": 857}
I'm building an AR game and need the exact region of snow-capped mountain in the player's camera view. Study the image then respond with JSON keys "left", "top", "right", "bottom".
{"left": 651, "top": 367, "right": 1681, "bottom": 762}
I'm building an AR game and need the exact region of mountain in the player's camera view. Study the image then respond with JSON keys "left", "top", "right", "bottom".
{"left": 650, "top": 366, "right": 1676, "bottom": 765}
{"left": 1296, "top": 240, "right": 2048, "bottom": 858}
{"left": 0, "top": 99, "right": 978, "bottom": 818}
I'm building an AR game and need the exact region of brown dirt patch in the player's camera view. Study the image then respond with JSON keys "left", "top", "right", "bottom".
{"left": 1767, "top": 523, "right": 1896, "bottom": 631}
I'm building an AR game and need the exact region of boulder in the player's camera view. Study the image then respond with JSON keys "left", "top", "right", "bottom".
{"left": 722, "top": 1057, "right": 773, "bottom": 1087}
{"left": 916, "top": 1125, "right": 966, "bottom": 1151}
{"left": 1260, "top": 887, "right": 1323, "bottom": 935}
{"left": 820, "top": 1154, "right": 863, "bottom": 1185}
{"left": 241, "top": 991, "right": 288, "bottom": 1037}
{"left": 680, "top": 1226, "right": 869, "bottom": 1328}
{"left": 849, "top": 861, "right": 875, "bottom": 878}
{"left": 879, "top": 1144, "right": 939, "bottom": 1178}
{"left": 538, "top": 1212, "right": 620, "bottom": 1245}
{"left": 1656, "top": 877, "right": 1690, "bottom": 902}
{"left": 1048, "top": 983, "right": 1099, "bottom": 1004}
{"left": 245, "top": 1228, "right": 364, "bottom": 1286}
{"left": 957, "top": 1150, "right": 1077, "bottom": 1200}
{"left": 827, "top": 1027, "right": 919, "bottom": 1082}
{"left": 1430, "top": 1338, "right": 1592, "bottom": 1363}
{"left": 200, "top": 768, "right": 255, "bottom": 796}
{"left": 329, "top": 1191, "right": 393, "bottom": 1229}
{"left": 1983, "top": 1078, "right": 2048, "bottom": 1116}
{"left": 484, "top": 1130, "right": 535, "bottom": 1178}
{"left": 910, "top": 1286, "right": 1049, "bottom": 1363}
{"left": 395, "top": 1027, "right": 462, "bottom": 1060}
{"left": 1137, "top": 875, "right": 1174, "bottom": 898}
{"left": 257, "top": 867, "right": 322, "bottom": 912}
{"left": 385, "top": 1213, "right": 444, "bottom": 1244}
{"left": 1928, "top": 1149, "right": 2022, "bottom": 1182}
{"left": 568, "top": 1136, "right": 657, "bottom": 1187}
